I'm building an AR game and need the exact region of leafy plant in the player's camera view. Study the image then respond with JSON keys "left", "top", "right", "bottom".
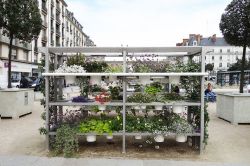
{"left": 78, "top": 119, "right": 112, "bottom": 135}
{"left": 134, "top": 84, "right": 142, "bottom": 92}
{"left": 105, "top": 64, "right": 123, "bottom": 73}
{"left": 54, "top": 125, "right": 78, "bottom": 158}
{"left": 67, "top": 54, "right": 85, "bottom": 67}
{"left": 127, "top": 93, "right": 153, "bottom": 103}
{"left": 170, "top": 115, "right": 194, "bottom": 134}
{"left": 95, "top": 92, "right": 111, "bottom": 104}
{"left": 109, "top": 86, "right": 122, "bottom": 100}
{"left": 145, "top": 85, "right": 162, "bottom": 95}
{"left": 83, "top": 61, "right": 108, "bottom": 73}
{"left": 164, "top": 92, "right": 184, "bottom": 101}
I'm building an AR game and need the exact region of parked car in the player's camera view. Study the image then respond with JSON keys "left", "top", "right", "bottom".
{"left": 20, "top": 76, "right": 33, "bottom": 88}
{"left": 11, "top": 79, "right": 20, "bottom": 88}
{"left": 31, "top": 76, "right": 44, "bottom": 91}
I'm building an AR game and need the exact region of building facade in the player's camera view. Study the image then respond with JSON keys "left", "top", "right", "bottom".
{"left": 176, "top": 34, "right": 250, "bottom": 72}
{"left": 0, "top": 0, "right": 95, "bottom": 88}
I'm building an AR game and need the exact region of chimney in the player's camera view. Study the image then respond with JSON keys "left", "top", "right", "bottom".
{"left": 211, "top": 34, "right": 216, "bottom": 42}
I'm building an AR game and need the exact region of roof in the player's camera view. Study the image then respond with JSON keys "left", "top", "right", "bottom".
{"left": 200, "top": 37, "right": 231, "bottom": 46}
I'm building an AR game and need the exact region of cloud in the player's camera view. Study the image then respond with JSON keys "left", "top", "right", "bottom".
{"left": 67, "top": 0, "right": 232, "bottom": 46}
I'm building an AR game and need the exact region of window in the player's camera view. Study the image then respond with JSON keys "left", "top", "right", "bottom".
{"left": 24, "top": 51, "right": 29, "bottom": 61}
{"left": 193, "top": 41, "right": 197, "bottom": 46}
{"left": 11, "top": 49, "right": 17, "bottom": 60}
{"left": 227, "top": 63, "right": 230, "bottom": 67}
{"left": 205, "top": 56, "right": 206, "bottom": 60}
{"left": 220, "top": 49, "right": 223, "bottom": 53}
{"left": 227, "top": 49, "right": 230, "bottom": 53}
{"left": 212, "top": 56, "right": 214, "bottom": 60}
{"left": 220, "top": 56, "right": 222, "bottom": 60}
{"left": 34, "top": 53, "right": 38, "bottom": 63}
{"left": 219, "top": 63, "right": 222, "bottom": 67}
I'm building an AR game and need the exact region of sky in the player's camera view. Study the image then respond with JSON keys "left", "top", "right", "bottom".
{"left": 67, "top": 0, "right": 232, "bottom": 47}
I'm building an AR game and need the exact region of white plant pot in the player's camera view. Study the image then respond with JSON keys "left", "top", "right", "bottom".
{"left": 106, "top": 135, "right": 113, "bottom": 140}
{"left": 135, "top": 135, "right": 142, "bottom": 140}
{"left": 153, "top": 102, "right": 163, "bottom": 110}
{"left": 109, "top": 76, "right": 117, "bottom": 82}
{"left": 154, "top": 135, "right": 164, "bottom": 142}
{"left": 86, "top": 135, "right": 96, "bottom": 142}
{"left": 65, "top": 76, "right": 76, "bottom": 85}
{"left": 139, "top": 76, "right": 151, "bottom": 85}
{"left": 173, "top": 105, "right": 184, "bottom": 114}
{"left": 98, "top": 105, "right": 106, "bottom": 111}
{"left": 169, "top": 76, "right": 180, "bottom": 84}
{"left": 176, "top": 134, "right": 187, "bottom": 143}
{"left": 90, "top": 76, "right": 101, "bottom": 85}
{"left": 141, "top": 105, "right": 146, "bottom": 110}
{"left": 133, "top": 105, "right": 141, "bottom": 110}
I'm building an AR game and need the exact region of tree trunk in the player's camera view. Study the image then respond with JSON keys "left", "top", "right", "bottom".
{"left": 240, "top": 45, "right": 247, "bottom": 93}
{"left": 7, "top": 34, "right": 14, "bottom": 88}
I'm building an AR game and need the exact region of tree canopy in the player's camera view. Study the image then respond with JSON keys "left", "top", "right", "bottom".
{"left": 220, "top": 0, "right": 250, "bottom": 93}
{"left": 228, "top": 59, "right": 250, "bottom": 71}
{"left": 205, "top": 63, "right": 214, "bottom": 72}
{"left": 0, "top": 0, "right": 42, "bottom": 88}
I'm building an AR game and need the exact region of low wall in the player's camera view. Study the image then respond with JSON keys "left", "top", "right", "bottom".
{"left": 217, "top": 93, "right": 250, "bottom": 124}
{"left": 0, "top": 89, "right": 34, "bottom": 119}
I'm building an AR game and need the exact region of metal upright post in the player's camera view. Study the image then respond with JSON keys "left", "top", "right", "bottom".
{"left": 200, "top": 47, "right": 205, "bottom": 154}
{"left": 122, "top": 49, "right": 127, "bottom": 153}
{"left": 58, "top": 55, "right": 63, "bottom": 123}
{"left": 45, "top": 48, "right": 50, "bottom": 150}
{"left": 53, "top": 55, "right": 58, "bottom": 125}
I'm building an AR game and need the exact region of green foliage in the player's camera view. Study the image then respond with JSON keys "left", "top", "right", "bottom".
{"left": 228, "top": 59, "right": 250, "bottom": 71}
{"left": 134, "top": 84, "right": 142, "bottom": 92}
{"left": 170, "top": 115, "right": 193, "bottom": 134}
{"left": 145, "top": 82, "right": 162, "bottom": 95}
{"left": 83, "top": 61, "right": 108, "bottom": 73}
{"left": 164, "top": 92, "right": 184, "bottom": 101}
{"left": 109, "top": 86, "right": 122, "bottom": 100}
{"left": 205, "top": 63, "right": 214, "bottom": 72}
{"left": 54, "top": 125, "right": 78, "bottom": 158}
{"left": 78, "top": 119, "right": 112, "bottom": 135}
{"left": 67, "top": 54, "right": 85, "bottom": 67}
{"left": 127, "top": 93, "right": 153, "bottom": 103}
{"left": 105, "top": 65, "right": 123, "bottom": 73}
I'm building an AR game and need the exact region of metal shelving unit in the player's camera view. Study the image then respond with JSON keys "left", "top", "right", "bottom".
{"left": 41, "top": 46, "right": 207, "bottom": 154}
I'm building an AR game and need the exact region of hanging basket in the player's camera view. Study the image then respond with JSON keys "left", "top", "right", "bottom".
{"left": 175, "top": 134, "right": 187, "bottom": 143}
{"left": 109, "top": 76, "right": 117, "bottom": 82}
{"left": 140, "top": 105, "right": 147, "bottom": 110}
{"left": 133, "top": 105, "right": 141, "bottom": 110}
{"left": 90, "top": 76, "right": 101, "bottom": 85}
{"left": 169, "top": 76, "right": 180, "bottom": 84}
{"left": 86, "top": 135, "right": 96, "bottom": 142}
{"left": 139, "top": 76, "right": 151, "bottom": 85}
{"left": 153, "top": 102, "right": 163, "bottom": 110}
{"left": 154, "top": 134, "right": 165, "bottom": 143}
{"left": 173, "top": 105, "right": 184, "bottom": 114}
{"left": 106, "top": 135, "right": 113, "bottom": 140}
{"left": 65, "top": 76, "right": 76, "bottom": 85}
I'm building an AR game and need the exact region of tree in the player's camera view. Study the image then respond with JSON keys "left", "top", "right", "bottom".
{"left": 205, "top": 63, "right": 214, "bottom": 72}
{"left": 220, "top": 0, "right": 250, "bottom": 93}
{"left": 228, "top": 59, "right": 250, "bottom": 71}
{"left": 0, "top": 0, "right": 42, "bottom": 88}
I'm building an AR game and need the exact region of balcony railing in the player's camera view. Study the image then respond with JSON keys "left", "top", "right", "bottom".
{"left": 56, "top": 30, "right": 61, "bottom": 36}
{"left": 51, "top": 0, "right": 54, "bottom": 6}
{"left": 42, "top": 22, "right": 48, "bottom": 28}
{"left": 42, "top": 3, "right": 47, "bottom": 14}
{"left": 56, "top": 5, "right": 61, "bottom": 13}
{"left": 51, "top": 40, "right": 54, "bottom": 46}
{"left": 51, "top": 13, "right": 55, "bottom": 19}
{"left": 42, "top": 36, "right": 47, "bottom": 42}
{"left": 51, "top": 26, "right": 54, "bottom": 32}
{"left": 56, "top": 17, "right": 61, "bottom": 24}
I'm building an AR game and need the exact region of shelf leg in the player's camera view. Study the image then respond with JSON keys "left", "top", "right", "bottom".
{"left": 122, "top": 77, "right": 126, "bottom": 154}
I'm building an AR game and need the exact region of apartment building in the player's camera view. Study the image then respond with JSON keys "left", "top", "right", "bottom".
{"left": 0, "top": 0, "right": 95, "bottom": 88}
{"left": 176, "top": 34, "right": 250, "bottom": 72}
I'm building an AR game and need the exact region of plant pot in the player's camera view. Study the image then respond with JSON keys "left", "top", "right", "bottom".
{"left": 65, "top": 76, "right": 76, "bottom": 85}
{"left": 98, "top": 105, "right": 106, "bottom": 111}
{"left": 154, "top": 134, "right": 164, "bottom": 143}
{"left": 176, "top": 134, "right": 187, "bottom": 143}
{"left": 139, "top": 76, "right": 151, "bottom": 85}
{"left": 90, "top": 76, "right": 101, "bottom": 85}
{"left": 133, "top": 105, "right": 141, "bottom": 110}
{"left": 109, "top": 76, "right": 117, "bottom": 82}
{"left": 169, "top": 76, "right": 180, "bottom": 84}
{"left": 106, "top": 135, "right": 113, "bottom": 140}
{"left": 86, "top": 135, "right": 96, "bottom": 142}
{"left": 153, "top": 102, "right": 163, "bottom": 110}
{"left": 140, "top": 105, "right": 146, "bottom": 110}
{"left": 172, "top": 105, "right": 184, "bottom": 114}
{"left": 135, "top": 135, "right": 142, "bottom": 140}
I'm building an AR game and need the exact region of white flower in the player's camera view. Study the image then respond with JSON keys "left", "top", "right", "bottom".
{"left": 55, "top": 62, "right": 86, "bottom": 73}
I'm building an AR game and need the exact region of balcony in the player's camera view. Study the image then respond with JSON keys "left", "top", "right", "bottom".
{"left": 42, "top": 22, "right": 48, "bottom": 29}
{"left": 34, "top": 47, "right": 38, "bottom": 53}
{"left": 56, "top": 5, "right": 61, "bottom": 13}
{"left": 62, "top": 23, "right": 64, "bottom": 28}
{"left": 56, "top": 30, "right": 61, "bottom": 37}
{"left": 42, "top": 3, "right": 47, "bottom": 14}
{"left": 51, "top": 13, "right": 55, "bottom": 19}
{"left": 56, "top": 43, "right": 60, "bottom": 47}
{"left": 0, "top": 34, "right": 31, "bottom": 50}
{"left": 51, "top": 0, "right": 54, "bottom": 6}
{"left": 42, "top": 36, "right": 47, "bottom": 42}
{"left": 51, "top": 26, "right": 54, "bottom": 32}
{"left": 51, "top": 40, "right": 54, "bottom": 46}
{"left": 56, "top": 17, "right": 61, "bottom": 25}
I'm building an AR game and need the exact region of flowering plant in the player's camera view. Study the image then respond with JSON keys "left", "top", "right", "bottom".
{"left": 55, "top": 62, "right": 86, "bottom": 73}
{"left": 95, "top": 92, "right": 111, "bottom": 104}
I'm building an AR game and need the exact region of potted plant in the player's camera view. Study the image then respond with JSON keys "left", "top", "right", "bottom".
{"left": 95, "top": 92, "right": 111, "bottom": 111}
{"left": 164, "top": 92, "right": 185, "bottom": 114}
{"left": 127, "top": 93, "right": 152, "bottom": 110}
{"left": 55, "top": 62, "right": 86, "bottom": 86}
{"left": 152, "top": 94, "right": 165, "bottom": 111}
{"left": 171, "top": 116, "right": 193, "bottom": 143}
{"left": 105, "top": 64, "right": 123, "bottom": 82}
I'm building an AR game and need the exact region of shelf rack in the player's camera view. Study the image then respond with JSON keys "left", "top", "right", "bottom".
{"left": 41, "top": 46, "right": 207, "bottom": 154}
